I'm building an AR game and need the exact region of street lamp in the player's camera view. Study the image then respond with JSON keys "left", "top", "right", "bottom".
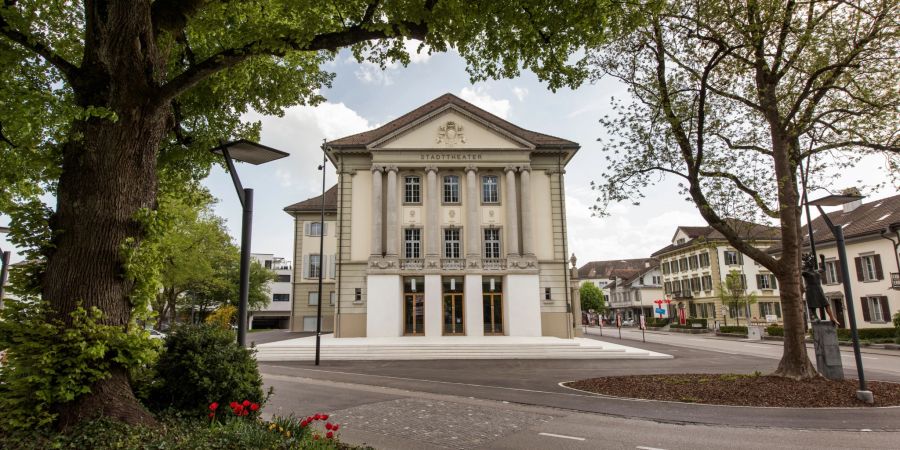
{"left": 807, "top": 193, "right": 871, "bottom": 403}
{"left": 315, "top": 143, "right": 328, "bottom": 366}
{"left": 212, "top": 139, "right": 289, "bottom": 347}
{"left": 0, "top": 226, "right": 10, "bottom": 305}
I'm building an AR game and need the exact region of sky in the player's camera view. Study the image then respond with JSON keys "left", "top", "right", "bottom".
{"left": 1, "top": 43, "right": 897, "bottom": 266}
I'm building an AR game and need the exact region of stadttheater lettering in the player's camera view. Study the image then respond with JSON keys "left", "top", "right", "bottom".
{"left": 420, "top": 153, "right": 483, "bottom": 161}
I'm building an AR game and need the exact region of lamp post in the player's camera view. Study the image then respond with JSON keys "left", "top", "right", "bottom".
{"left": 0, "top": 226, "right": 10, "bottom": 305}
{"left": 807, "top": 193, "right": 871, "bottom": 403}
{"left": 315, "top": 143, "right": 328, "bottom": 366}
{"left": 212, "top": 140, "right": 289, "bottom": 347}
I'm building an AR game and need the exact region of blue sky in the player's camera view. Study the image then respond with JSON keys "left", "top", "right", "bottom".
{"left": 1, "top": 43, "right": 895, "bottom": 265}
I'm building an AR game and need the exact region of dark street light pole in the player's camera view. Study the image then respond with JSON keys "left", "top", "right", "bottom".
{"left": 315, "top": 143, "right": 327, "bottom": 366}
{"left": 213, "top": 140, "right": 288, "bottom": 347}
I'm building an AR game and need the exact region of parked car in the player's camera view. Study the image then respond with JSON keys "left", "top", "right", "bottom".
{"left": 622, "top": 319, "right": 635, "bottom": 327}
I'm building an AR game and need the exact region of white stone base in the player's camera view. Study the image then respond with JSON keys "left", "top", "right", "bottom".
{"left": 254, "top": 334, "right": 671, "bottom": 361}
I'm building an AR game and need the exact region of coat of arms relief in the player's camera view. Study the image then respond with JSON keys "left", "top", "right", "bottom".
{"left": 436, "top": 121, "right": 465, "bottom": 146}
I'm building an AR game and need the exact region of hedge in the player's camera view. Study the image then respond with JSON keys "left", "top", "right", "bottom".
{"left": 719, "top": 326, "right": 748, "bottom": 335}
{"left": 671, "top": 319, "right": 708, "bottom": 329}
{"left": 646, "top": 318, "right": 670, "bottom": 327}
{"left": 766, "top": 326, "right": 896, "bottom": 341}
{"left": 766, "top": 325, "right": 784, "bottom": 336}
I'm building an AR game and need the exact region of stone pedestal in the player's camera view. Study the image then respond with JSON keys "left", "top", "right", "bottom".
{"left": 812, "top": 321, "right": 844, "bottom": 381}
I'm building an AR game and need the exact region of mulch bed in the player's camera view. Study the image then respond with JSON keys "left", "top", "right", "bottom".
{"left": 565, "top": 374, "right": 900, "bottom": 407}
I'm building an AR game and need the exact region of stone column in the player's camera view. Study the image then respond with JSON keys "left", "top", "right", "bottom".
{"left": 465, "top": 166, "right": 480, "bottom": 258}
{"left": 370, "top": 166, "right": 384, "bottom": 257}
{"left": 425, "top": 166, "right": 439, "bottom": 258}
{"left": 385, "top": 165, "right": 399, "bottom": 257}
{"left": 504, "top": 166, "right": 519, "bottom": 257}
{"left": 519, "top": 166, "right": 533, "bottom": 256}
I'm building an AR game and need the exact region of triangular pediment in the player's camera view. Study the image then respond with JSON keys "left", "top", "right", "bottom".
{"left": 371, "top": 105, "right": 532, "bottom": 150}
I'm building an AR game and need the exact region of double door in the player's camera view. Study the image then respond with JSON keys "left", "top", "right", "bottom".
{"left": 404, "top": 293, "right": 425, "bottom": 335}
{"left": 443, "top": 293, "right": 464, "bottom": 335}
{"left": 483, "top": 292, "right": 503, "bottom": 335}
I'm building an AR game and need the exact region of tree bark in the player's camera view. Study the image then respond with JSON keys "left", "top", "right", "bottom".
{"left": 42, "top": 0, "right": 168, "bottom": 427}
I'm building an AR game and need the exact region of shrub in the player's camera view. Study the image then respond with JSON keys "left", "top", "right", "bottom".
{"left": 206, "top": 305, "right": 237, "bottom": 329}
{"left": 766, "top": 325, "right": 784, "bottom": 336}
{"left": 836, "top": 327, "right": 896, "bottom": 341}
{"left": 719, "top": 326, "right": 748, "bottom": 335}
{"left": 144, "top": 324, "right": 266, "bottom": 415}
{"left": 646, "top": 318, "right": 670, "bottom": 327}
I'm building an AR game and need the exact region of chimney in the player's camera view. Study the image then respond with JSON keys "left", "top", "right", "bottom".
{"left": 843, "top": 198, "right": 863, "bottom": 213}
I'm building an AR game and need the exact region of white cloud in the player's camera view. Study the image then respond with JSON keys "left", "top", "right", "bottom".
{"left": 352, "top": 39, "right": 431, "bottom": 86}
{"left": 458, "top": 86, "right": 511, "bottom": 119}
{"left": 405, "top": 39, "right": 432, "bottom": 64}
{"left": 512, "top": 87, "right": 529, "bottom": 102}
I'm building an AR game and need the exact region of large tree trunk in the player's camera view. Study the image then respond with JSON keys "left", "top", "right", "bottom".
{"left": 42, "top": 1, "right": 169, "bottom": 427}
{"left": 770, "top": 135, "right": 818, "bottom": 380}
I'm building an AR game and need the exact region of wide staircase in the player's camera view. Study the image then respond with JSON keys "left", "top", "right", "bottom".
{"left": 254, "top": 335, "right": 670, "bottom": 362}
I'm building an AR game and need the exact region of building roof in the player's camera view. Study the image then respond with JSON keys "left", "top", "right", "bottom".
{"left": 284, "top": 185, "right": 338, "bottom": 213}
{"left": 652, "top": 219, "right": 780, "bottom": 257}
{"left": 325, "top": 93, "right": 578, "bottom": 149}
{"left": 769, "top": 193, "right": 900, "bottom": 253}
{"left": 577, "top": 258, "right": 657, "bottom": 279}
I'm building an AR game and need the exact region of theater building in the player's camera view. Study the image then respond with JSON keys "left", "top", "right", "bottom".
{"left": 285, "top": 94, "right": 581, "bottom": 339}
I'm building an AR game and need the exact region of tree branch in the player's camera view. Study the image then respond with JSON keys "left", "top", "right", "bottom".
{"left": 151, "top": 0, "right": 209, "bottom": 37}
{"left": 699, "top": 169, "right": 780, "bottom": 218}
{"left": 0, "top": 6, "right": 80, "bottom": 83}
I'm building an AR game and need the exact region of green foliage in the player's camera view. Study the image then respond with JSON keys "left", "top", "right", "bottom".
{"left": 206, "top": 305, "right": 238, "bottom": 329}
{"left": 836, "top": 328, "right": 897, "bottom": 342}
{"left": 144, "top": 324, "right": 266, "bottom": 415}
{"left": 645, "top": 317, "right": 670, "bottom": 327}
{"left": 717, "top": 270, "right": 756, "bottom": 326}
{"left": 719, "top": 326, "right": 748, "bottom": 335}
{"left": 766, "top": 325, "right": 785, "bottom": 337}
{"left": 0, "top": 415, "right": 352, "bottom": 450}
{"left": 0, "top": 300, "right": 158, "bottom": 432}
{"left": 893, "top": 310, "right": 900, "bottom": 330}
{"left": 579, "top": 283, "right": 607, "bottom": 313}
{"left": 671, "top": 318, "right": 708, "bottom": 329}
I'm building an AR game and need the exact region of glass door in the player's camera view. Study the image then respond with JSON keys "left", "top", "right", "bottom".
{"left": 404, "top": 293, "right": 425, "bottom": 335}
{"left": 443, "top": 294, "right": 464, "bottom": 335}
{"left": 482, "top": 293, "right": 503, "bottom": 335}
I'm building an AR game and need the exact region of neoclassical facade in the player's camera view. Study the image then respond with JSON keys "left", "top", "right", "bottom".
{"left": 289, "top": 94, "right": 581, "bottom": 339}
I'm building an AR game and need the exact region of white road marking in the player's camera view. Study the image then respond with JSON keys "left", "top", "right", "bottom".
{"left": 636, "top": 446, "right": 668, "bottom": 450}
{"left": 538, "top": 432, "right": 585, "bottom": 441}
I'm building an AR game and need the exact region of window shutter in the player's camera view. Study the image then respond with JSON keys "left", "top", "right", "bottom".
{"left": 835, "top": 261, "right": 843, "bottom": 283}
{"left": 322, "top": 223, "right": 328, "bottom": 236}
{"left": 880, "top": 296, "right": 890, "bottom": 322}
{"left": 770, "top": 274, "right": 778, "bottom": 289}
{"left": 755, "top": 274, "right": 762, "bottom": 289}
{"left": 304, "top": 222, "right": 310, "bottom": 236}
{"left": 873, "top": 255, "right": 883, "bottom": 280}
{"left": 775, "top": 302, "right": 782, "bottom": 318}
{"left": 854, "top": 257, "right": 863, "bottom": 281}
{"left": 330, "top": 254, "right": 336, "bottom": 279}
{"left": 738, "top": 253, "right": 743, "bottom": 264}
{"left": 304, "top": 255, "right": 310, "bottom": 278}
{"left": 861, "top": 297, "right": 871, "bottom": 322}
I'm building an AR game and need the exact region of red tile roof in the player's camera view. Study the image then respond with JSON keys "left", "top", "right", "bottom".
{"left": 325, "top": 93, "right": 578, "bottom": 149}
{"left": 577, "top": 258, "right": 657, "bottom": 279}
{"left": 652, "top": 219, "right": 780, "bottom": 257}
{"left": 284, "top": 185, "right": 338, "bottom": 213}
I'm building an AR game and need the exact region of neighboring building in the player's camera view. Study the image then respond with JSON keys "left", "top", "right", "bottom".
{"left": 778, "top": 194, "right": 900, "bottom": 329}
{"left": 285, "top": 93, "right": 581, "bottom": 338}
{"left": 249, "top": 253, "right": 293, "bottom": 329}
{"left": 577, "top": 258, "right": 656, "bottom": 301}
{"left": 607, "top": 260, "right": 664, "bottom": 321}
{"left": 283, "top": 186, "right": 338, "bottom": 332}
{"left": 652, "top": 220, "right": 783, "bottom": 325}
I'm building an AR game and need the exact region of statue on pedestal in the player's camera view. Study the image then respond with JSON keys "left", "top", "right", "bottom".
{"left": 801, "top": 253, "right": 837, "bottom": 325}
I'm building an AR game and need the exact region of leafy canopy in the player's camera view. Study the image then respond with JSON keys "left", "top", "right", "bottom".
{"left": 579, "top": 282, "right": 607, "bottom": 313}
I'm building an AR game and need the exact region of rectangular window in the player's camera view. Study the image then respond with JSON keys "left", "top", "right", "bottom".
{"left": 691, "top": 277, "right": 701, "bottom": 292}
{"left": 482, "top": 175, "right": 499, "bottom": 203}
{"left": 824, "top": 260, "right": 840, "bottom": 284}
{"left": 330, "top": 292, "right": 335, "bottom": 305}
{"left": 264, "top": 260, "right": 272, "bottom": 269}
{"left": 867, "top": 297, "right": 885, "bottom": 322}
{"left": 307, "top": 222, "right": 323, "bottom": 236}
{"left": 404, "top": 228, "right": 421, "bottom": 259}
{"left": 662, "top": 263, "right": 669, "bottom": 275}
{"left": 724, "top": 250, "right": 740, "bottom": 266}
{"left": 689, "top": 255, "right": 698, "bottom": 270}
{"left": 443, "top": 175, "right": 460, "bottom": 203}
{"left": 759, "top": 302, "right": 782, "bottom": 318}
{"left": 757, "top": 274, "right": 772, "bottom": 290}
{"left": 308, "top": 292, "right": 319, "bottom": 305}
{"left": 404, "top": 175, "right": 421, "bottom": 203}
{"left": 354, "top": 288, "right": 362, "bottom": 302}
{"left": 544, "top": 287, "right": 551, "bottom": 301}
{"left": 484, "top": 228, "right": 501, "bottom": 258}
{"left": 275, "top": 274, "right": 291, "bottom": 283}
{"left": 699, "top": 253, "right": 710, "bottom": 267}
{"left": 861, "top": 255, "right": 878, "bottom": 281}
{"left": 701, "top": 275, "right": 712, "bottom": 291}
{"left": 681, "top": 279, "right": 691, "bottom": 293}
{"left": 307, "top": 254, "right": 321, "bottom": 279}
{"left": 443, "top": 228, "right": 461, "bottom": 258}
{"left": 652, "top": 275, "right": 661, "bottom": 285}
{"left": 273, "top": 293, "right": 290, "bottom": 302}
{"left": 679, "top": 258, "right": 688, "bottom": 272}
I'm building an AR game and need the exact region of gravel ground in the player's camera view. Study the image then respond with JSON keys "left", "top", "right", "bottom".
{"left": 566, "top": 373, "right": 900, "bottom": 407}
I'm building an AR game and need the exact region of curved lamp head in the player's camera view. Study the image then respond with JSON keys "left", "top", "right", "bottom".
{"left": 212, "top": 139, "right": 289, "bottom": 165}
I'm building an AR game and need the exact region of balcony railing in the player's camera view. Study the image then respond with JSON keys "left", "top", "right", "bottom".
{"left": 399, "top": 258, "right": 424, "bottom": 270}
{"left": 482, "top": 258, "right": 507, "bottom": 270}
{"left": 441, "top": 258, "right": 466, "bottom": 270}
{"left": 672, "top": 292, "right": 693, "bottom": 300}
{"left": 892, "top": 272, "right": 900, "bottom": 289}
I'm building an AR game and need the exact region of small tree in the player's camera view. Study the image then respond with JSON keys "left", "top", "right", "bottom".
{"left": 580, "top": 283, "right": 607, "bottom": 313}
{"left": 718, "top": 270, "right": 757, "bottom": 327}
{"left": 205, "top": 305, "right": 237, "bottom": 330}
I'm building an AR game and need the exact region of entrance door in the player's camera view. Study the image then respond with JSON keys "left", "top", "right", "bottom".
{"left": 483, "top": 292, "right": 503, "bottom": 335}
{"left": 404, "top": 293, "right": 425, "bottom": 335}
{"left": 831, "top": 297, "right": 846, "bottom": 328}
{"left": 443, "top": 294, "right": 464, "bottom": 335}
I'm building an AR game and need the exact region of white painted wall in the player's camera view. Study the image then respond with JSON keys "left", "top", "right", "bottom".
{"left": 530, "top": 170, "right": 554, "bottom": 260}
{"left": 424, "top": 275, "right": 442, "bottom": 337}
{"left": 464, "top": 274, "right": 483, "bottom": 337}
{"left": 366, "top": 275, "right": 402, "bottom": 337}
{"left": 506, "top": 274, "right": 542, "bottom": 337}
{"left": 351, "top": 170, "right": 372, "bottom": 260}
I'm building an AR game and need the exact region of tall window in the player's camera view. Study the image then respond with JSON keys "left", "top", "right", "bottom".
{"left": 652, "top": 275, "right": 661, "bottom": 285}
{"left": 307, "top": 254, "right": 321, "bottom": 278}
{"left": 760, "top": 302, "right": 782, "bottom": 318}
{"left": 404, "top": 228, "right": 421, "bottom": 258}
{"left": 724, "top": 250, "right": 740, "bottom": 265}
{"left": 307, "top": 222, "right": 323, "bottom": 236}
{"left": 756, "top": 274, "right": 777, "bottom": 290}
{"left": 699, "top": 252, "right": 710, "bottom": 267}
{"left": 404, "top": 176, "right": 421, "bottom": 203}
{"left": 679, "top": 258, "right": 688, "bottom": 271}
{"left": 701, "top": 275, "right": 712, "bottom": 291}
{"left": 443, "top": 228, "right": 461, "bottom": 258}
{"left": 866, "top": 296, "right": 887, "bottom": 322}
{"left": 443, "top": 175, "right": 460, "bottom": 203}
{"left": 308, "top": 292, "right": 319, "bottom": 305}
{"left": 482, "top": 175, "right": 499, "bottom": 203}
{"left": 860, "top": 255, "right": 879, "bottom": 281}
{"left": 689, "top": 255, "right": 698, "bottom": 270}
{"left": 824, "top": 260, "right": 840, "bottom": 284}
{"left": 484, "top": 229, "right": 501, "bottom": 258}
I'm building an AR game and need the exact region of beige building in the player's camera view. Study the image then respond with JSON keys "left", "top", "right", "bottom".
{"left": 284, "top": 186, "right": 338, "bottom": 332}
{"left": 285, "top": 94, "right": 581, "bottom": 339}
{"left": 652, "top": 220, "right": 783, "bottom": 325}
{"left": 606, "top": 260, "right": 664, "bottom": 321}
{"left": 786, "top": 194, "right": 900, "bottom": 329}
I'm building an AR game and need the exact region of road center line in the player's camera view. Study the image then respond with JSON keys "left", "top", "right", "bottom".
{"left": 538, "top": 432, "right": 585, "bottom": 441}
{"left": 636, "top": 446, "right": 668, "bottom": 450}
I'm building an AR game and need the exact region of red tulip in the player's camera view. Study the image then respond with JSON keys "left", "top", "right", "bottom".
{"left": 321, "top": 414, "right": 329, "bottom": 420}
{"left": 242, "top": 410, "right": 249, "bottom": 416}
{"left": 230, "top": 401, "right": 238, "bottom": 409}
{"left": 333, "top": 424, "right": 340, "bottom": 431}
{"left": 313, "top": 413, "right": 321, "bottom": 420}
{"left": 208, "top": 412, "right": 214, "bottom": 419}
{"left": 300, "top": 420, "right": 308, "bottom": 427}
{"left": 250, "top": 403, "right": 259, "bottom": 412}
{"left": 326, "top": 431, "right": 334, "bottom": 439}
{"left": 209, "top": 402, "right": 219, "bottom": 411}
{"left": 325, "top": 423, "right": 333, "bottom": 430}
